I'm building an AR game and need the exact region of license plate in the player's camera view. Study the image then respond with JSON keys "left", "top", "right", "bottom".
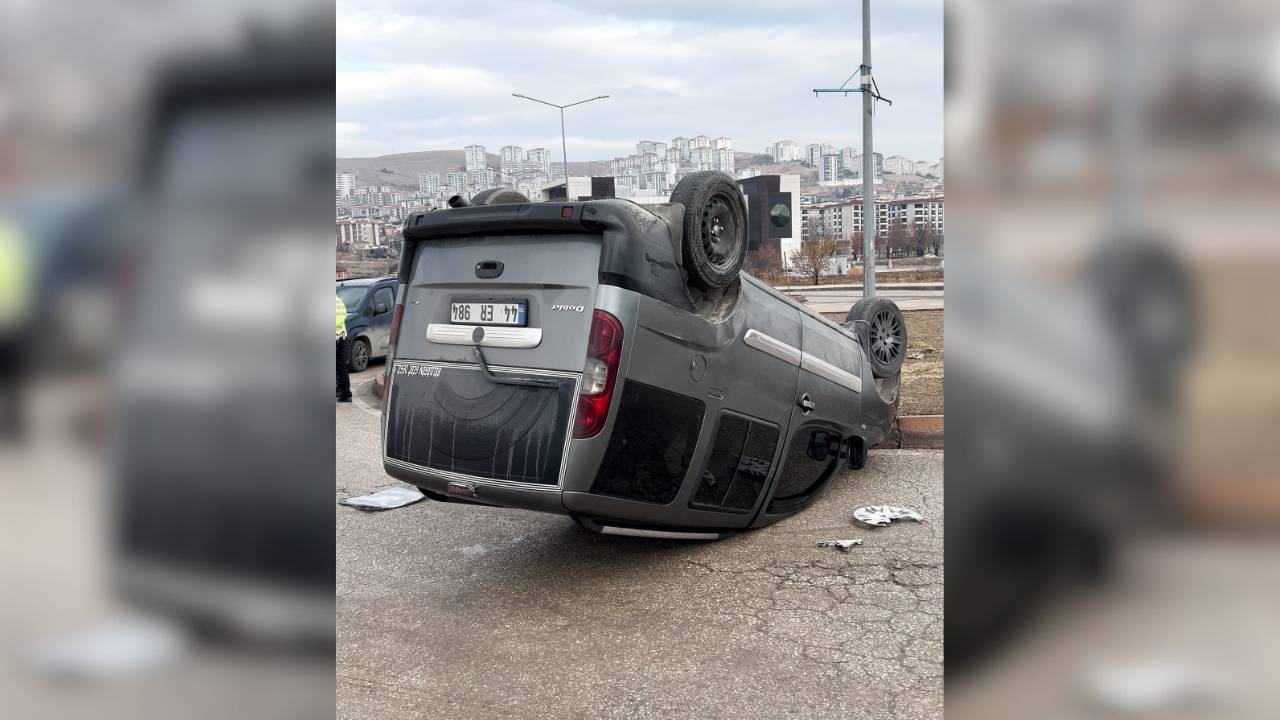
{"left": 450, "top": 301, "right": 527, "bottom": 326}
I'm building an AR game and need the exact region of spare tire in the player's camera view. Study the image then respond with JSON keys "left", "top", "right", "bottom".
{"left": 470, "top": 188, "right": 529, "bottom": 205}
{"left": 847, "top": 297, "right": 907, "bottom": 378}
{"left": 669, "top": 171, "right": 747, "bottom": 290}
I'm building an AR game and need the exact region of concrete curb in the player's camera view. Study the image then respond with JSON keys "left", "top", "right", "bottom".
{"left": 373, "top": 373, "right": 386, "bottom": 399}
{"left": 894, "top": 415, "right": 943, "bottom": 449}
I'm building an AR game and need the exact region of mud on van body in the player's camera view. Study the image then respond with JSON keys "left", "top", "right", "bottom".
{"left": 380, "top": 172, "right": 904, "bottom": 539}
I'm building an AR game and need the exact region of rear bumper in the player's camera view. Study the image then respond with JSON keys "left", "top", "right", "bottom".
{"left": 382, "top": 456, "right": 749, "bottom": 533}
{"left": 383, "top": 456, "right": 567, "bottom": 516}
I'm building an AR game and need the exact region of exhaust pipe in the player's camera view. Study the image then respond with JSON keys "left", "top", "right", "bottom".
{"left": 446, "top": 194, "right": 470, "bottom": 208}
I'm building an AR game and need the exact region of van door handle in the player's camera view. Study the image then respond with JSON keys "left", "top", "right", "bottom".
{"left": 798, "top": 393, "right": 815, "bottom": 414}
{"left": 475, "top": 261, "right": 503, "bottom": 279}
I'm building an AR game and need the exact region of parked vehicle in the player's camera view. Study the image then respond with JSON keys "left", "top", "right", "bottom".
{"left": 380, "top": 171, "right": 905, "bottom": 538}
{"left": 337, "top": 276, "right": 399, "bottom": 371}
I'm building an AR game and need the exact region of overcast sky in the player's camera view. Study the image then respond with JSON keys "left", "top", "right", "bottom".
{"left": 337, "top": 0, "right": 943, "bottom": 162}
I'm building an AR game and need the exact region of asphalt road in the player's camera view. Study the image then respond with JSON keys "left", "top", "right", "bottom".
{"left": 337, "top": 366, "right": 943, "bottom": 720}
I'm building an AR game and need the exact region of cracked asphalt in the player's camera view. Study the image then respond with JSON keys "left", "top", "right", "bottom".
{"left": 338, "top": 368, "right": 943, "bottom": 719}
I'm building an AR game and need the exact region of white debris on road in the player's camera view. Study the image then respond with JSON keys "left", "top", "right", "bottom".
{"left": 1083, "top": 659, "right": 1228, "bottom": 715}
{"left": 816, "top": 539, "right": 864, "bottom": 551}
{"left": 854, "top": 505, "right": 923, "bottom": 527}
{"left": 24, "top": 615, "right": 189, "bottom": 681}
{"left": 340, "top": 486, "right": 425, "bottom": 511}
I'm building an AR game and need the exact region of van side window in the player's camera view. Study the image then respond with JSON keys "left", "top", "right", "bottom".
{"left": 371, "top": 287, "right": 394, "bottom": 314}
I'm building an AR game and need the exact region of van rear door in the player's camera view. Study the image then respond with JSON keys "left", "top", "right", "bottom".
{"left": 382, "top": 233, "right": 602, "bottom": 488}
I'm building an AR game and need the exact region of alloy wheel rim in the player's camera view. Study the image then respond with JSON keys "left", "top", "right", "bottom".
{"left": 869, "top": 309, "right": 904, "bottom": 367}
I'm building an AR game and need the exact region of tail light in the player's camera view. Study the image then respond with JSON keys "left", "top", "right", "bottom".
{"left": 381, "top": 297, "right": 406, "bottom": 415}
{"left": 573, "top": 309, "right": 623, "bottom": 438}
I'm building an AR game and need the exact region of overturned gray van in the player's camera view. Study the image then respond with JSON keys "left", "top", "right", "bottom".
{"left": 380, "top": 171, "right": 905, "bottom": 539}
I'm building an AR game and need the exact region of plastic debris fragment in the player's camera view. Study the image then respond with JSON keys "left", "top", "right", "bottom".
{"left": 1084, "top": 660, "right": 1226, "bottom": 714}
{"left": 25, "top": 615, "right": 189, "bottom": 681}
{"left": 854, "top": 505, "right": 923, "bottom": 526}
{"left": 340, "top": 486, "right": 425, "bottom": 510}
{"left": 816, "top": 539, "right": 864, "bottom": 551}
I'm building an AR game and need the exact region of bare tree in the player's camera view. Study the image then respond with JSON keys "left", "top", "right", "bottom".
{"left": 788, "top": 237, "right": 838, "bottom": 286}
{"left": 885, "top": 219, "right": 909, "bottom": 259}
{"left": 915, "top": 223, "right": 938, "bottom": 257}
{"left": 745, "top": 247, "right": 785, "bottom": 286}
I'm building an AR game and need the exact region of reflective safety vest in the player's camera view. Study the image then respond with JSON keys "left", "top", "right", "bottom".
{"left": 336, "top": 295, "right": 347, "bottom": 339}
{"left": 0, "top": 219, "right": 33, "bottom": 333}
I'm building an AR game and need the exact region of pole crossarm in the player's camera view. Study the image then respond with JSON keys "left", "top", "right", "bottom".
{"left": 812, "top": 86, "right": 892, "bottom": 105}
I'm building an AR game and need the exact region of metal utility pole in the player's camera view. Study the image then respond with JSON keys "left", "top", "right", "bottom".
{"left": 813, "top": 0, "right": 890, "bottom": 299}
{"left": 512, "top": 93, "right": 609, "bottom": 182}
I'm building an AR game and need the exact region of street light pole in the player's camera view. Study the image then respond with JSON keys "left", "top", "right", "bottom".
{"left": 812, "top": 0, "right": 890, "bottom": 300}
{"left": 560, "top": 107, "right": 568, "bottom": 176}
{"left": 860, "top": 0, "right": 876, "bottom": 299}
{"left": 512, "top": 93, "right": 609, "bottom": 183}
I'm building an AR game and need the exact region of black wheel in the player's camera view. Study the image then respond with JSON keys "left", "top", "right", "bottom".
{"left": 348, "top": 337, "right": 370, "bottom": 372}
{"left": 470, "top": 188, "right": 529, "bottom": 205}
{"left": 848, "top": 297, "right": 906, "bottom": 378}
{"left": 669, "top": 171, "right": 747, "bottom": 290}
{"left": 1089, "top": 239, "right": 1195, "bottom": 404}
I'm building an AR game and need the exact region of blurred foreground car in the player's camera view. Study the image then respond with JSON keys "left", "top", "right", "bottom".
{"left": 380, "top": 172, "right": 906, "bottom": 539}
{"left": 336, "top": 276, "right": 398, "bottom": 372}
{"left": 112, "top": 25, "right": 334, "bottom": 642}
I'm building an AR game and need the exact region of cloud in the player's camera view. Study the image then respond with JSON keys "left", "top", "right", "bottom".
{"left": 336, "top": 0, "right": 943, "bottom": 161}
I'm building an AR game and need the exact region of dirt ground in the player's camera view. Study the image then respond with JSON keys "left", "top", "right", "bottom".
{"left": 822, "top": 309, "right": 943, "bottom": 417}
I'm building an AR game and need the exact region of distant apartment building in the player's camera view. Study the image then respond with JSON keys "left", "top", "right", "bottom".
{"left": 446, "top": 171, "right": 468, "bottom": 194}
{"left": 614, "top": 174, "right": 639, "bottom": 195}
{"left": 713, "top": 136, "right": 732, "bottom": 151}
{"left": 691, "top": 135, "right": 712, "bottom": 150}
{"left": 665, "top": 146, "right": 681, "bottom": 164}
{"left": 819, "top": 154, "right": 842, "bottom": 183}
{"left": 882, "top": 155, "right": 915, "bottom": 175}
{"left": 880, "top": 196, "right": 944, "bottom": 236}
{"left": 771, "top": 140, "right": 802, "bottom": 162}
{"left": 715, "top": 147, "right": 734, "bottom": 173}
{"left": 690, "top": 146, "right": 715, "bottom": 171}
{"left": 464, "top": 144, "right": 486, "bottom": 172}
{"left": 806, "top": 143, "right": 822, "bottom": 167}
{"left": 336, "top": 172, "right": 356, "bottom": 197}
{"left": 643, "top": 171, "right": 670, "bottom": 195}
{"left": 809, "top": 195, "right": 944, "bottom": 243}
{"left": 417, "top": 173, "right": 440, "bottom": 193}
{"left": 471, "top": 167, "right": 497, "bottom": 189}
{"left": 636, "top": 140, "right": 667, "bottom": 156}
{"left": 335, "top": 218, "right": 389, "bottom": 248}
{"left": 499, "top": 145, "right": 524, "bottom": 176}
{"left": 840, "top": 147, "right": 859, "bottom": 175}
{"left": 670, "top": 136, "right": 691, "bottom": 161}
{"left": 526, "top": 147, "right": 550, "bottom": 171}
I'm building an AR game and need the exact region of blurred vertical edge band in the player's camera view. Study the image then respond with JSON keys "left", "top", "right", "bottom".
{"left": 1, "top": 5, "right": 336, "bottom": 720}
{"left": 946, "top": 1, "right": 1279, "bottom": 719}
